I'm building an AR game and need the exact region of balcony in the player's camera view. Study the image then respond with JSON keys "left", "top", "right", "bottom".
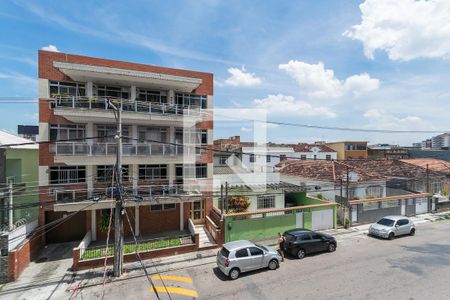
{"left": 51, "top": 142, "right": 198, "bottom": 156}
{"left": 53, "top": 183, "right": 203, "bottom": 211}
{"left": 52, "top": 96, "right": 202, "bottom": 116}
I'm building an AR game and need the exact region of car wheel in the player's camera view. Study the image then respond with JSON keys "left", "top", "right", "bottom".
{"left": 328, "top": 243, "right": 336, "bottom": 252}
{"left": 296, "top": 249, "right": 306, "bottom": 259}
{"left": 410, "top": 228, "right": 416, "bottom": 236}
{"left": 229, "top": 268, "right": 240, "bottom": 280}
{"left": 268, "top": 259, "right": 278, "bottom": 270}
{"left": 388, "top": 232, "right": 395, "bottom": 240}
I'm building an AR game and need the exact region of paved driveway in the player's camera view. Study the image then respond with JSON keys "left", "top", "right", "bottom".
{"left": 1, "top": 242, "right": 78, "bottom": 300}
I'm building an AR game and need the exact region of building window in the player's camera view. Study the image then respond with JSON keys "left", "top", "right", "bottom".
{"left": 96, "top": 85, "right": 128, "bottom": 99}
{"left": 151, "top": 203, "right": 176, "bottom": 211}
{"left": 326, "top": 155, "right": 331, "bottom": 160}
{"left": 257, "top": 195, "right": 276, "bottom": 209}
{"left": 366, "top": 185, "right": 383, "bottom": 198}
{"left": 138, "top": 127, "right": 167, "bottom": 143}
{"left": 313, "top": 155, "right": 317, "bottom": 160}
{"left": 49, "top": 81, "right": 85, "bottom": 97}
{"left": 183, "top": 129, "right": 207, "bottom": 144}
{"left": 50, "top": 124, "right": 85, "bottom": 141}
{"left": 97, "top": 165, "right": 129, "bottom": 182}
{"left": 49, "top": 166, "right": 86, "bottom": 184}
{"left": 196, "top": 164, "right": 207, "bottom": 178}
{"left": 431, "top": 182, "right": 443, "bottom": 194}
{"left": 138, "top": 89, "right": 167, "bottom": 104}
{"left": 138, "top": 164, "right": 167, "bottom": 180}
{"left": 249, "top": 154, "right": 255, "bottom": 163}
{"left": 348, "top": 188, "right": 357, "bottom": 200}
{"left": 356, "top": 144, "right": 367, "bottom": 150}
{"left": 280, "top": 154, "right": 287, "bottom": 161}
{"left": 300, "top": 155, "right": 307, "bottom": 160}
{"left": 176, "top": 93, "right": 207, "bottom": 109}
{"left": 183, "top": 164, "right": 208, "bottom": 178}
{"left": 219, "top": 156, "right": 228, "bottom": 165}
{"left": 97, "top": 125, "right": 130, "bottom": 143}
{"left": 266, "top": 155, "right": 271, "bottom": 163}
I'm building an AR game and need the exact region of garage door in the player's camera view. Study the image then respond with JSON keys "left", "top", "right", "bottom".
{"left": 312, "top": 209, "right": 333, "bottom": 230}
{"left": 416, "top": 198, "right": 428, "bottom": 214}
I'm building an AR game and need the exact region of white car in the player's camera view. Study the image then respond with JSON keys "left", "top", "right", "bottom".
{"left": 369, "top": 216, "right": 416, "bottom": 240}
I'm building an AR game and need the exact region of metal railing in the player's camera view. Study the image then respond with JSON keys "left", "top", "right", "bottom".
{"left": 52, "top": 96, "right": 202, "bottom": 116}
{"left": 51, "top": 142, "right": 195, "bottom": 156}
{"left": 79, "top": 234, "right": 194, "bottom": 260}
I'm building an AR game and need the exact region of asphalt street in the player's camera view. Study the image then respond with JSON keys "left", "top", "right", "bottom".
{"left": 69, "top": 220, "right": 450, "bottom": 300}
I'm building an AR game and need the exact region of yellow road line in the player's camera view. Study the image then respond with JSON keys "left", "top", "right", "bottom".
{"left": 152, "top": 286, "right": 198, "bottom": 298}
{"left": 151, "top": 275, "right": 193, "bottom": 283}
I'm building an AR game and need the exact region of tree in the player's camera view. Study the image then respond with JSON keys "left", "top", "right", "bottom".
{"left": 228, "top": 195, "right": 251, "bottom": 213}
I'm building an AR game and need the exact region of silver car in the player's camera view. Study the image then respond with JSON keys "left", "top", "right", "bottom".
{"left": 369, "top": 216, "right": 416, "bottom": 240}
{"left": 216, "top": 240, "right": 281, "bottom": 280}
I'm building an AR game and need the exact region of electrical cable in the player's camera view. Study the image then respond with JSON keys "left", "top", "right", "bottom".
{"left": 123, "top": 202, "right": 162, "bottom": 300}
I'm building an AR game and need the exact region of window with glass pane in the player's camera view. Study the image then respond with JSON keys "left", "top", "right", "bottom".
{"left": 97, "top": 125, "right": 130, "bottom": 143}
{"left": 96, "top": 85, "right": 122, "bottom": 98}
{"left": 195, "top": 164, "right": 207, "bottom": 178}
{"left": 97, "top": 165, "right": 129, "bottom": 182}
{"left": 49, "top": 166, "right": 86, "bottom": 184}
{"left": 257, "top": 195, "right": 275, "bottom": 209}
{"left": 49, "top": 81, "right": 85, "bottom": 97}
{"left": 138, "top": 164, "right": 167, "bottom": 180}
{"left": 50, "top": 124, "right": 85, "bottom": 141}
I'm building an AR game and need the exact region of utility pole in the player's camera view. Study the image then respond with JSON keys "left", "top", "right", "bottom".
{"left": 345, "top": 166, "right": 350, "bottom": 226}
{"left": 109, "top": 99, "right": 124, "bottom": 278}
{"left": 8, "top": 180, "right": 13, "bottom": 229}
{"left": 426, "top": 163, "right": 431, "bottom": 212}
{"left": 225, "top": 182, "right": 229, "bottom": 214}
{"left": 220, "top": 184, "right": 224, "bottom": 213}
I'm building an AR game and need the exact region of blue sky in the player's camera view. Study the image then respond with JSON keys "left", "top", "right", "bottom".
{"left": 0, "top": 0, "right": 449, "bottom": 145}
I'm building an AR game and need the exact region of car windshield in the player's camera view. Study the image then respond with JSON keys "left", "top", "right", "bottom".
{"left": 255, "top": 244, "right": 268, "bottom": 251}
{"left": 220, "top": 247, "right": 230, "bottom": 258}
{"left": 377, "top": 218, "right": 395, "bottom": 227}
{"left": 283, "top": 233, "right": 295, "bottom": 242}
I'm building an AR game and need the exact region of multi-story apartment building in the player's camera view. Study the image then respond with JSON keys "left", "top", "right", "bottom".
{"left": 326, "top": 141, "right": 368, "bottom": 160}
{"left": 38, "top": 50, "right": 213, "bottom": 243}
{"left": 431, "top": 133, "right": 450, "bottom": 149}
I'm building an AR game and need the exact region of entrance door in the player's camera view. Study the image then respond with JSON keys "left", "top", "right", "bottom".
{"left": 190, "top": 200, "right": 205, "bottom": 224}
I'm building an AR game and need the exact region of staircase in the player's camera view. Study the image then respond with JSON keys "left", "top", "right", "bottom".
{"left": 195, "top": 225, "right": 217, "bottom": 249}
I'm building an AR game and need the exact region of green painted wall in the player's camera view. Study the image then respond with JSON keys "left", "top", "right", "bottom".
{"left": 224, "top": 196, "right": 338, "bottom": 242}
{"left": 5, "top": 148, "right": 39, "bottom": 222}
{"left": 225, "top": 214, "right": 296, "bottom": 242}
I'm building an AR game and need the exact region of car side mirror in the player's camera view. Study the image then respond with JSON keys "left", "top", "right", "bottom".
{"left": 395, "top": 224, "right": 399, "bottom": 229}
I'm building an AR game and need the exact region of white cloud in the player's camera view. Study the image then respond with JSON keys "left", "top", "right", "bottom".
{"left": 41, "top": 45, "right": 59, "bottom": 52}
{"left": 344, "top": 73, "right": 380, "bottom": 96}
{"left": 253, "top": 94, "right": 336, "bottom": 118}
{"left": 344, "top": 0, "right": 450, "bottom": 61}
{"left": 279, "top": 61, "right": 379, "bottom": 98}
{"left": 224, "top": 67, "right": 262, "bottom": 87}
{"left": 363, "top": 108, "right": 434, "bottom": 130}
{"left": 240, "top": 127, "right": 253, "bottom": 132}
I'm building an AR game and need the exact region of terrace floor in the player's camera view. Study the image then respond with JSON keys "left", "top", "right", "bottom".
{"left": 88, "top": 230, "right": 191, "bottom": 248}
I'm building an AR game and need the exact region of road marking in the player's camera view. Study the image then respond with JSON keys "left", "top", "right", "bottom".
{"left": 151, "top": 275, "right": 193, "bottom": 283}
{"left": 152, "top": 286, "right": 199, "bottom": 298}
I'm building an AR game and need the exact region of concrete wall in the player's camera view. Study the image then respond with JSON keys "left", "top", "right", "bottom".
{"left": 351, "top": 199, "right": 418, "bottom": 225}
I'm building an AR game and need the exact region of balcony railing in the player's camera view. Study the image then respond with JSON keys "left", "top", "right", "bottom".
{"left": 54, "top": 184, "right": 200, "bottom": 204}
{"left": 51, "top": 142, "right": 197, "bottom": 156}
{"left": 52, "top": 96, "right": 202, "bottom": 116}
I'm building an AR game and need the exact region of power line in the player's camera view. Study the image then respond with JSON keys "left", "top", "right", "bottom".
{"left": 215, "top": 113, "right": 447, "bottom": 134}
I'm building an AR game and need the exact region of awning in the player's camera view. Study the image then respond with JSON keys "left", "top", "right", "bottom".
{"left": 53, "top": 61, "right": 202, "bottom": 92}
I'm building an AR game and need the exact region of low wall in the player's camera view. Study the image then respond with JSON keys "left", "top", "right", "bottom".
{"left": 205, "top": 215, "right": 224, "bottom": 246}
{"left": 6, "top": 232, "right": 42, "bottom": 282}
{"left": 72, "top": 234, "right": 200, "bottom": 271}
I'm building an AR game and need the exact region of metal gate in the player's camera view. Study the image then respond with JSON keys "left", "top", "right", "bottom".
{"left": 312, "top": 209, "right": 333, "bottom": 230}
{"left": 416, "top": 198, "right": 428, "bottom": 214}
